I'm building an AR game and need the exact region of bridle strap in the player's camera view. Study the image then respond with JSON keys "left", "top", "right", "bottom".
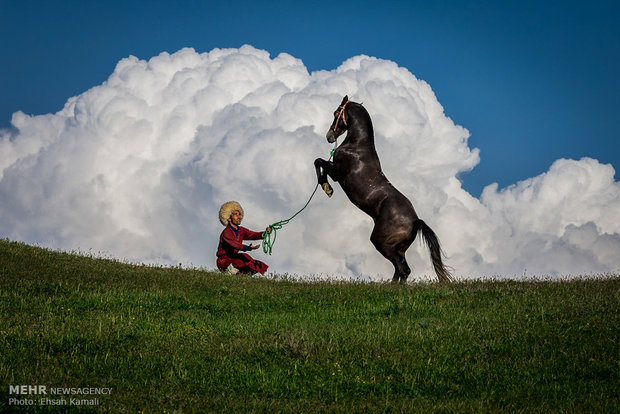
{"left": 333, "top": 101, "right": 350, "bottom": 131}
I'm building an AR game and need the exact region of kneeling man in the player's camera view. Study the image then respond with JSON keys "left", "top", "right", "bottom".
{"left": 216, "top": 201, "right": 271, "bottom": 275}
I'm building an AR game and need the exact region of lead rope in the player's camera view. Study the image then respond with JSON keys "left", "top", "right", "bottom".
{"left": 262, "top": 141, "right": 337, "bottom": 255}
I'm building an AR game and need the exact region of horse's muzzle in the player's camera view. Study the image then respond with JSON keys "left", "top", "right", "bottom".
{"left": 326, "top": 129, "right": 338, "bottom": 143}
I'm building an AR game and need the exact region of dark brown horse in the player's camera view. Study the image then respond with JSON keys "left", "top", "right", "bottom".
{"left": 314, "top": 96, "right": 452, "bottom": 282}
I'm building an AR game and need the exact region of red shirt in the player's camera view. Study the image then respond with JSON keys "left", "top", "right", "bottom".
{"left": 216, "top": 225, "right": 264, "bottom": 258}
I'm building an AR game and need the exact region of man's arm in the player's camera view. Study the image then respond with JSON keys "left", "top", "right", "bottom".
{"left": 240, "top": 227, "right": 268, "bottom": 241}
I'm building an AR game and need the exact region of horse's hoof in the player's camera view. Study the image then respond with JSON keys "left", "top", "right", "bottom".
{"left": 322, "top": 183, "right": 333, "bottom": 197}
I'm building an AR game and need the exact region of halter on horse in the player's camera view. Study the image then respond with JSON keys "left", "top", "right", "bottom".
{"left": 314, "top": 96, "right": 452, "bottom": 282}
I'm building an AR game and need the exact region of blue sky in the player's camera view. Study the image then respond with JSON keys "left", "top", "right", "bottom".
{"left": 1, "top": 0, "right": 618, "bottom": 196}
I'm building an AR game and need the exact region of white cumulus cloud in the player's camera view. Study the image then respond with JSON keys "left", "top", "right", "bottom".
{"left": 1, "top": 45, "right": 618, "bottom": 280}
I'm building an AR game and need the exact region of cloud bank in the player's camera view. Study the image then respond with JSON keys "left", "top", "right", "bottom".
{"left": 1, "top": 45, "right": 618, "bottom": 280}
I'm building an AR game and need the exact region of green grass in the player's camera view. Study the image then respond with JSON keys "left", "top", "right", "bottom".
{"left": 0, "top": 239, "right": 618, "bottom": 413}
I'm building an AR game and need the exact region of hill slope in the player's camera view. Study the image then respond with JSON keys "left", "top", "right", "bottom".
{"left": 0, "top": 239, "right": 618, "bottom": 412}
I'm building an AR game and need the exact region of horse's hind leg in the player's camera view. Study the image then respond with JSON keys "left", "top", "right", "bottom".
{"left": 371, "top": 226, "right": 412, "bottom": 283}
{"left": 393, "top": 253, "right": 411, "bottom": 283}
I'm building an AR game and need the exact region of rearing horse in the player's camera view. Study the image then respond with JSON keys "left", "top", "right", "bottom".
{"left": 314, "top": 96, "right": 452, "bottom": 282}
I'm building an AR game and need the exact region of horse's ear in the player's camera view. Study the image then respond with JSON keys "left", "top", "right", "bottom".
{"left": 341, "top": 95, "right": 349, "bottom": 105}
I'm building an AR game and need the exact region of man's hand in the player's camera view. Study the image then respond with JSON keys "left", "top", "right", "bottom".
{"left": 265, "top": 226, "right": 272, "bottom": 234}
{"left": 249, "top": 243, "right": 261, "bottom": 250}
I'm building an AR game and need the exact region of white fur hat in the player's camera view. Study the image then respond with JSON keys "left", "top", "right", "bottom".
{"left": 219, "top": 201, "right": 244, "bottom": 226}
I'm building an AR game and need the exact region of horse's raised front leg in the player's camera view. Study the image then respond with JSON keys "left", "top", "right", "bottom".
{"left": 314, "top": 158, "right": 334, "bottom": 197}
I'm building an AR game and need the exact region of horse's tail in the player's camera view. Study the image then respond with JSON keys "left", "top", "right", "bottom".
{"left": 414, "top": 219, "right": 452, "bottom": 283}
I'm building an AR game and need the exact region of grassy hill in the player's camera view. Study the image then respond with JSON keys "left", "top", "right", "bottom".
{"left": 0, "top": 239, "right": 618, "bottom": 412}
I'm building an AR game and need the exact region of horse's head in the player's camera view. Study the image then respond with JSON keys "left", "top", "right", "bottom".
{"left": 326, "top": 95, "right": 350, "bottom": 143}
